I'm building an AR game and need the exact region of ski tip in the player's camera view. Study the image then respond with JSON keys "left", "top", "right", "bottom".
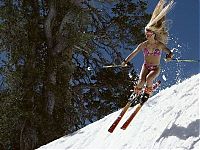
{"left": 120, "top": 127, "right": 126, "bottom": 130}
{"left": 108, "top": 129, "right": 114, "bottom": 133}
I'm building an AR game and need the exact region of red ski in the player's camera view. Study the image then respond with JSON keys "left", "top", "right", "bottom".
{"left": 108, "top": 101, "right": 132, "bottom": 133}
{"left": 108, "top": 80, "right": 161, "bottom": 133}
{"left": 120, "top": 103, "right": 142, "bottom": 130}
{"left": 121, "top": 81, "right": 161, "bottom": 130}
{"left": 108, "top": 92, "right": 141, "bottom": 133}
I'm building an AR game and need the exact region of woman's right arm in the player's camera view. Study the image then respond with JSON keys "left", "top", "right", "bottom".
{"left": 123, "top": 42, "right": 144, "bottom": 64}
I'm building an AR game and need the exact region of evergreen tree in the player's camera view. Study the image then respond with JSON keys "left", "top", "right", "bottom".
{"left": 0, "top": 0, "right": 90, "bottom": 149}
{"left": 0, "top": 0, "right": 150, "bottom": 149}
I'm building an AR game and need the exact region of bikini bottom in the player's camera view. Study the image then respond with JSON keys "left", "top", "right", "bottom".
{"left": 144, "top": 63, "right": 159, "bottom": 71}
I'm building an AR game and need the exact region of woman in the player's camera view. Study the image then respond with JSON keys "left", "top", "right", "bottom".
{"left": 122, "top": 0, "right": 175, "bottom": 95}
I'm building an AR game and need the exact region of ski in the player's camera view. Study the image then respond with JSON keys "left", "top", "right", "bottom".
{"left": 120, "top": 103, "right": 143, "bottom": 130}
{"left": 108, "top": 92, "right": 141, "bottom": 133}
{"left": 120, "top": 81, "right": 161, "bottom": 130}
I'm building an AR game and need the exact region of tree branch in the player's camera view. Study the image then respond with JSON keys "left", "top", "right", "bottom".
{"left": 44, "top": 0, "right": 56, "bottom": 49}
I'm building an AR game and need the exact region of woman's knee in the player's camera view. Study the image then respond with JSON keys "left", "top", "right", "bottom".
{"left": 146, "top": 69, "right": 160, "bottom": 81}
{"left": 137, "top": 79, "right": 146, "bottom": 87}
{"left": 146, "top": 73, "right": 158, "bottom": 85}
{"left": 146, "top": 77, "right": 153, "bottom": 86}
{"left": 146, "top": 72, "right": 160, "bottom": 85}
{"left": 146, "top": 76, "right": 153, "bottom": 83}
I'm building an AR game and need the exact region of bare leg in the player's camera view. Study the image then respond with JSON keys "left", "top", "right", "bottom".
{"left": 146, "top": 67, "right": 160, "bottom": 87}
{"left": 137, "top": 64, "right": 149, "bottom": 88}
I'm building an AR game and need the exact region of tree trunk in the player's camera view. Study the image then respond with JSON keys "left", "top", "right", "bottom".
{"left": 20, "top": 119, "right": 37, "bottom": 150}
{"left": 44, "top": 1, "right": 74, "bottom": 115}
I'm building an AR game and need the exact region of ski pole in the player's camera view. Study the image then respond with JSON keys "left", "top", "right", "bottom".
{"left": 164, "top": 58, "right": 200, "bottom": 63}
{"left": 87, "top": 64, "right": 129, "bottom": 71}
{"left": 103, "top": 64, "right": 124, "bottom": 68}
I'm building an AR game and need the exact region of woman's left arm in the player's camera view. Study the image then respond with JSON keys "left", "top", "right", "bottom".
{"left": 160, "top": 43, "right": 172, "bottom": 54}
{"left": 160, "top": 43, "right": 174, "bottom": 60}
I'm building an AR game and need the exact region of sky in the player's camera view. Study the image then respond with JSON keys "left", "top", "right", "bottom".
{"left": 36, "top": 74, "right": 199, "bottom": 149}
{"left": 121, "top": 0, "right": 200, "bottom": 89}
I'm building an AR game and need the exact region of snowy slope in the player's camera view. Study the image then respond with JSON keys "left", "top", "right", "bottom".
{"left": 37, "top": 74, "right": 200, "bottom": 150}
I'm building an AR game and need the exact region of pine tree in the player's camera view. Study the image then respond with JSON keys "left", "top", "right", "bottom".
{"left": 0, "top": 0, "right": 150, "bottom": 149}
{"left": 0, "top": 0, "right": 91, "bottom": 149}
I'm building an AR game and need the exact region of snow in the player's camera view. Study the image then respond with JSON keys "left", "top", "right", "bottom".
{"left": 162, "top": 74, "right": 167, "bottom": 81}
{"left": 37, "top": 74, "right": 200, "bottom": 150}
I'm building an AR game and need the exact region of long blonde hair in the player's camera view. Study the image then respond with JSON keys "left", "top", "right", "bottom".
{"left": 145, "top": 0, "right": 175, "bottom": 44}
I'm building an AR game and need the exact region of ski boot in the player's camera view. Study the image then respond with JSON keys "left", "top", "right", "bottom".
{"left": 139, "top": 86, "right": 153, "bottom": 104}
{"left": 134, "top": 86, "right": 142, "bottom": 96}
{"left": 129, "top": 86, "right": 142, "bottom": 107}
{"left": 144, "top": 86, "right": 153, "bottom": 96}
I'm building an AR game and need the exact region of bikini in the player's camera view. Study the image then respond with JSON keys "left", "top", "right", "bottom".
{"left": 143, "top": 48, "right": 162, "bottom": 71}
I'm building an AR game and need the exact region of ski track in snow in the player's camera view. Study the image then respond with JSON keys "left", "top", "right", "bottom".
{"left": 37, "top": 74, "right": 200, "bottom": 150}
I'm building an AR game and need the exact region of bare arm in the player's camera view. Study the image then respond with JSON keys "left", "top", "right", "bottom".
{"left": 124, "top": 42, "right": 144, "bottom": 63}
{"left": 160, "top": 43, "right": 174, "bottom": 61}
{"left": 160, "top": 43, "right": 172, "bottom": 54}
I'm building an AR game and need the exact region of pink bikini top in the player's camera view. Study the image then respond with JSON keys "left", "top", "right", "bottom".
{"left": 143, "top": 48, "right": 162, "bottom": 57}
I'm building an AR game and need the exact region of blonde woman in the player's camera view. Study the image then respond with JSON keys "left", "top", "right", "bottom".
{"left": 122, "top": 0, "right": 175, "bottom": 95}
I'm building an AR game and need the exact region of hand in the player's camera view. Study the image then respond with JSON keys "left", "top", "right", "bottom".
{"left": 121, "top": 61, "right": 128, "bottom": 67}
{"left": 165, "top": 52, "right": 174, "bottom": 62}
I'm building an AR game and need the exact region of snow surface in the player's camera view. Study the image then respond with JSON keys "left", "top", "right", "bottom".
{"left": 37, "top": 74, "right": 200, "bottom": 150}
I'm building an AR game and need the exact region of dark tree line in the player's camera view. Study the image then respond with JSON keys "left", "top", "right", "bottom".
{"left": 0, "top": 0, "right": 150, "bottom": 149}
